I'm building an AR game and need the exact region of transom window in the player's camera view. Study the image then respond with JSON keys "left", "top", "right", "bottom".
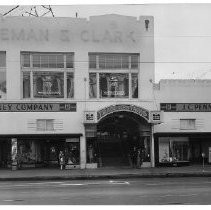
{"left": 89, "top": 53, "right": 139, "bottom": 99}
{"left": 21, "top": 52, "right": 74, "bottom": 69}
{"left": 180, "top": 119, "right": 196, "bottom": 130}
{"left": 21, "top": 52, "right": 74, "bottom": 99}
{"left": 89, "top": 53, "right": 139, "bottom": 69}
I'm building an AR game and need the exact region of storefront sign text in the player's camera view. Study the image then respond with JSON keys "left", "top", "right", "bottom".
{"left": 97, "top": 104, "right": 149, "bottom": 122}
{"left": 0, "top": 28, "right": 137, "bottom": 43}
{"left": 161, "top": 103, "right": 211, "bottom": 112}
{"left": 0, "top": 103, "right": 76, "bottom": 112}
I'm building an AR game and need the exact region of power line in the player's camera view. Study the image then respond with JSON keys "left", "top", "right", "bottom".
{"left": 3, "top": 6, "right": 19, "bottom": 16}
{"left": 2, "top": 5, "right": 55, "bottom": 17}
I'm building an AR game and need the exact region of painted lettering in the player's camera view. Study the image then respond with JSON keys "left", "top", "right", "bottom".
{"left": 81, "top": 30, "right": 89, "bottom": 42}
{"left": 0, "top": 28, "right": 9, "bottom": 40}
{"left": 26, "top": 29, "right": 37, "bottom": 41}
{"left": 113, "top": 31, "right": 122, "bottom": 42}
{"left": 102, "top": 30, "right": 113, "bottom": 42}
{"left": 60, "top": 30, "right": 70, "bottom": 42}
{"left": 127, "top": 31, "right": 136, "bottom": 42}
{"left": 11, "top": 29, "right": 25, "bottom": 41}
{"left": 39, "top": 30, "right": 49, "bottom": 41}
{"left": 92, "top": 30, "right": 100, "bottom": 42}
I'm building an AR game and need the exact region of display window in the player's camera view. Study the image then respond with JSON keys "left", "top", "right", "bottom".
{"left": 33, "top": 72, "right": 64, "bottom": 98}
{"left": 159, "top": 137, "right": 189, "bottom": 163}
{"left": 21, "top": 52, "right": 74, "bottom": 99}
{"left": 89, "top": 53, "right": 139, "bottom": 99}
{"left": 18, "top": 140, "right": 37, "bottom": 164}
{"left": 65, "top": 140, "right": 80, "bottom": 165}
{"left": 99, "top": 73, "right": 129, "bottom": 98}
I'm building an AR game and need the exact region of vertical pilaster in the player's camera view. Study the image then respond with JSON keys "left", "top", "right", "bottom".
{"left": 150, "top": 125, "right": 155, "bottom": 167}
{"left": 80, "top": 135, "right": 86, "bottom": 169}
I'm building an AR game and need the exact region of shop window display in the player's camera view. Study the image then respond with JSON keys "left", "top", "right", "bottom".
{"left": 159, "top": 137, "right": 189, "bottom": 164}
{"left": 89, "top": 53, "right": 139, "bottom": 99}
{"left": 99, "top": 73, "right": 129, "bottom": 98}
{"left": 18, "top": 140, "right": 39, "bottom": 165}
{"left": 21, "top": 52, "right": 74, "bottom": 99}
{"left": 33, "top": 72, "right": 64, "bottom": 98}
{"left": 65, "top": 142, "right": 80, "bottom": 165}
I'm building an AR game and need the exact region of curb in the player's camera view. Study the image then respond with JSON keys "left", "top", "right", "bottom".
{"left": 0, "top": 172, "right": 211, "bottom": 181}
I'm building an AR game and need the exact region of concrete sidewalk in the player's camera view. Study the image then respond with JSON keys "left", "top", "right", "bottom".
{"left": 0, "top": 165, "right": 211, "bottom": 181}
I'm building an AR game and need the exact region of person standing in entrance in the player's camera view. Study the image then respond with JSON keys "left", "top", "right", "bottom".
{"left": 131, "top": 146, "right": 137, "bottom": 168}
{"left": 59, "top": 151, "right": 65, "bottom": 170}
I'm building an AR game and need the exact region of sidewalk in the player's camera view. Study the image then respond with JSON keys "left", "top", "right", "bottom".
{"left": 0, "top": 165, "right": 211, "bottom": 181}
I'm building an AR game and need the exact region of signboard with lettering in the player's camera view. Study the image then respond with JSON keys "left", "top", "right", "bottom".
{"left": 84, "top": 111, "right": 96, "bottom": 123}
{"left": 0, "top": 103, "right": 76, "bottom": 112}
{"left": 97, "top": 104, "right": 149, "bottom": 122}
{"left": 161, "top": 103, "right": 211, "bottom": 112}
{"left": 150, "top": 111, "right": 163, "bottom": 124}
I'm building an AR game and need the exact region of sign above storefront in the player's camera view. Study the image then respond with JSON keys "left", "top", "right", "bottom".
{"left": 161, "top": 103, "right": 211, "bottom": 112}
{"left": 97, "top": 104, "right": 149, "bottom": 122}
{"left": 0, "top": 103, "right": 76, "bottom": 112}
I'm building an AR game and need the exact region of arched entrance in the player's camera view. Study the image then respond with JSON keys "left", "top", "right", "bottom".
{"left": 86, "top": 105, "right": 152, "bottom": 168}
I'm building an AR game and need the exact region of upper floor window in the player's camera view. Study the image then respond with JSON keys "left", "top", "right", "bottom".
{"left": 0, "top": 52, "right": 6, "bottom": 99}
{"left": 89, "top": 53, "right": 139, "bottom": 69}
{"left": 21, "top": 52, "right": 74, "bottom": 99}
{"left": 37, "top": 119, "right": 54, "bottom": 131}
{"left": 89, "top": 53, "right": 139, "bottom": 99}
{"left": 180, "top": 119, "right": 196, "bottom": 130}
{"left": 21, "top": 52, "right": 74, "bottom": 69}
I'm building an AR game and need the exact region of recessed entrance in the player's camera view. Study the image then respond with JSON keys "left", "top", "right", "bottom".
{"left": 87, "top": 111, "right": 151, "bottom": 168}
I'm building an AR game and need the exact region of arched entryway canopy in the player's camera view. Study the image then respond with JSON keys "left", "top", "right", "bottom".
{"left": 86, "top": 104, "right": 152, "bottom": 167}
{"left": 97, "top": 104, "right": 150, "bottom": 123}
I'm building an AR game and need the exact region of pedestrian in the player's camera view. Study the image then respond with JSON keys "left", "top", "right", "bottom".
{"left": 137, "top": 148, "right": 143, "bottom": 168}
{"left": 88, "top": 144, "right": 94, "bottom": 163}
{"left": 131, "top": 146, "right": 137, "bottom": 168}
{"left": 59, "top": 151, "right": 65, "bottom": 170}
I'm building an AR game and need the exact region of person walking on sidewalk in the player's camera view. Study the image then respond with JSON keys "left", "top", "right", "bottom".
{"left": 59, "top": 151, "right": 65, "bottom": 170}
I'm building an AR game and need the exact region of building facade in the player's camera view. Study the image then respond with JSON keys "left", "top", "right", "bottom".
{"left": 0, "top": 14, "right": 210, "bottom": 170}
{"left": 0, "top": 14, "right": 160, "bottom": 169}
{"left": 154, "top": 80, "right": 211, "bottom": 166}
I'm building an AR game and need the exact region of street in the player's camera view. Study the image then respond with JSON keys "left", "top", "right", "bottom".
{"left": 0, "top": 177, "right": 210, "bottom": 205}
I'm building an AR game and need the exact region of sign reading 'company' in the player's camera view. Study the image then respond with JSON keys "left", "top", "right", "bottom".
{"left": 161, "top": 103, "right": 211, "bottom": 112}
{"left": 0, "top": 103, "right": 76, "bottom": 112}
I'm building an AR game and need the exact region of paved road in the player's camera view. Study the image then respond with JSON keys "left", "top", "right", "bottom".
{"left": 0, "top": 177, "right": 210, "bottom": 205}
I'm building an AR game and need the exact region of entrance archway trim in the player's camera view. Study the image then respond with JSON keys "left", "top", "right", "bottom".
{"left": 97, "top": 104, "right": 149, "bottom": 122}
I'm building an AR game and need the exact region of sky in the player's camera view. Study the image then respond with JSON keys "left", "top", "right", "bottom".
{"left": 1, "top": 3, "right": 211, "bottom": 82}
